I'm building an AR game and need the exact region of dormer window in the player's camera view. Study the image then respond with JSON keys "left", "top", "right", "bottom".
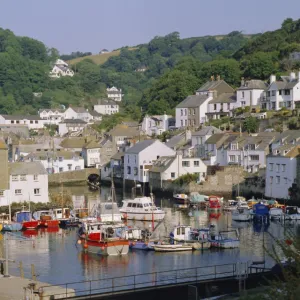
{"left": 248, "top": 144, "right": 256, "bottom": 150}
{"left": 231, "top": 143, "right": 237, "bottom": 150}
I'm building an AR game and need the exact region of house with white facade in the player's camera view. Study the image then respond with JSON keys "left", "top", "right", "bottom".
{"left": 39, "top": 108, "right": 65, "bottom": 125}
{"left": 0, "top": 115, "right": 45, "bottom": 130}
{"left": 206, "top": 93, "right": 237, "bottom": 120}
{"left": 82, "top": 140, "right": 101, "bottom": 167}
{"left": 149, "top": 154, "right": 207, "bottom": 188}
{"left": 49, "top": 59, "right": 74, "bottom": 78}
{"left": 107, "top": 86, "right": 123, "bottom": 102}
{"left": 0, "top": 140, "right": 9, "bottom": 206}
{"left": 64, "top": 107, "right": 93, "bottom": 123}
{"left": 266, "top": 72, "right": 300, "bottom": 110}
{"left": 94, "top": 99, "right": 119, "bottom": 115}
{"left": 9, "top": 161, "right": 49, "bottom": 204}
{"left": 236, "top": 79, "right": 268, "bottom": 109}
{"left": 58, "top": 119, "right": 87, "bottom": 136}
{"left": 141, "top": 113, "right": 175, "bottom": 136}
{"left": 124, "top": 139, "right": 175, "bottom": 183}
{"left": 265, "top": 145, "right": 300, "bottom": 199}
{"left": 23, "top": 150, "right": 84, "bottom": 174}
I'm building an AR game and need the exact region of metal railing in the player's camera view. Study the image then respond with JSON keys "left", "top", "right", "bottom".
{"left": 38, "top": 261, "right": 270, "bottom": 298}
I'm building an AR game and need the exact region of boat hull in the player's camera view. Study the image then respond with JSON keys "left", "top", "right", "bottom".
{"left": 22, "top": 221, "right": 40, "bottom": 230}
{"left": 120, "top": 211, "right": 165, "bottom": 221}
{"left": 130, "top": 241, "right": 153, "bottom": 250}
{"left": 39, "top": 220, "right": 60, "bottom": 228}
{"left": 210, "top": 239, "right": 240, "bottom": 249}
{"left": 154, "top": 244, "right": 193, "bottom": 252}
{"left": 284, "top": 214, "right": 300, "bottom": 220}
{"left": 81, "top": 239, "right": 129, "bottom": 256}
{"left": 232, "top": 215, "right": 251, "bottom": 222}
{"left": 2, "top": 223, "right": 22, "bottom": 232}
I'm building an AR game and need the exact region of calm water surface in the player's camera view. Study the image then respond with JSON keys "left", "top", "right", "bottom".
{"left": 1, "top": 185, "right": 299, "bottom": 286}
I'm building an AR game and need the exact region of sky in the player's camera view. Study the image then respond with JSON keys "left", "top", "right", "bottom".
{"left": 0, "top": 0, "right": 300, "bottom": 54}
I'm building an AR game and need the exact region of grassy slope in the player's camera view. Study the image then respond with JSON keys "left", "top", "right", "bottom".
{"left": 68, "top": 48, "right": 137, "bottom": 65}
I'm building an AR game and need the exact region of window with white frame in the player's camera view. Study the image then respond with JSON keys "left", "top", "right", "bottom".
{"left": 249, "top": 155, "right": 259, "bottom": 161}
{"left": 0, "top": 190, "right": 4, "bottom": 197}
{"left": 231, "top": 144, "right": 237, "bottom": 150}
{"left": 15, "top": 189, "right": 22, "bottom": 195}
{"left": 284, "top": 177, "right": 288, "bottom": 184}
{"left": 34, "top": 188, "right": 40, "bottom": 195}
{"left": 194, "top": 161, "right": 199, "bottom": 167}
{"left": 282, "top": 164, "right": 286, "bottom": 172}
{"left": 182, "top": 161, "right": 190, "bottom": 167}
{"left": 276, "top": 176, "right": 280, "bottom": 184}
{"left": 12, "top": 175, "right": 18, "bottom": 181}
{"left": 269, "top": 163, "right": 273, "bottom": 171}
{"left": 171, "top": 172, "right": 175, "bottom": 179}
{"left": 20, "top": 175, "right": 27, "bottom": 181}
{"left": 276, "top": 164, "right": 280, "bottom": 172}
{"left": 270, "top": 176, "right": 273, "bottom": 184}
{"left": 229, "top": 155, "right": 236, "bottom": 162}
{"left": 34, "top": 175, "right": 38, "bottom": 181}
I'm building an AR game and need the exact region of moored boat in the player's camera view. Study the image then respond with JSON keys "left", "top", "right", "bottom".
{"left": 173, "top": 193, "right": 189, "bottom": 204}
{"left": 15, "top": 211, "right": 40, "bottom": 230}
{"left": 210, "top": 230, "right": 240, "bottom": 249}
{"left": 153, "top": 244, "right": 193, "bottom": 252}
{"left": 223, "top": 200, "right": 238, "bottom": 211}
{"left": 232, "top": 208, "right": 251, "bottom": 222}
{"left": 284, "top": 206, "right": 300, "bottom": 220}
{"left": 189, "top": 193, "right": 208, "bottom": 208}
{"left": 269, "top": 207, "right": 284, "bottom": 220}
{"left": 208, "top": 196, "right": 222, "bottom": 211}
{"left": 33, "top": 210, "right": 60, "bottom": 228}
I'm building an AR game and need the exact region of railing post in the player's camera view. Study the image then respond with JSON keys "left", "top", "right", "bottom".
{"left": 154, "top": 271, "right": 157, "bottom": 286}
{"left": 90, "top": 280, "right": 92, "bottom": 297}
{"left": 133, "top": 275, "right": 135, "bottom": 291}
{"left": 112, "top": 278, "right": 114, "bottom": 293}
{"left": 214, "top": 265, "right": 216, "bottom": 279}
{"left": 65, "top": 283, "right": 68, "bottom": 299}
{"left": 196, "top": 268, "right": 198, "bottom": 282}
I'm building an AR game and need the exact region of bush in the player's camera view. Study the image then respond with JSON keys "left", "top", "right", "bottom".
{"left": 173, "top": 173, "right": 199, "bottom": 185}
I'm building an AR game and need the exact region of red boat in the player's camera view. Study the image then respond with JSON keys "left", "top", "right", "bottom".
{"left": 22, "top": 220, "right": 40, "bottom": 229}
{"left": 208, "top": 196, "right": 222, "bottom": 211}
{"left": 15, "top": 211, "right": 40, "bottom": 230}
{"left": 33, "top": 211, "right": 60, "bottom": 228}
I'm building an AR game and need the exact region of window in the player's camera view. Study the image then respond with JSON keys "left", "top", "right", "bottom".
{"left": 279, "top": 90, "right": 282, "bottom": 95}
{"left": 248, "top": 144, "right": 256, "bottom": 150}
{"left": 75, "top": 166, "right": 81, "bottom": 170}
{"left": 185, "top": 120, "right": 187, "bottom": 126}
{"left": 227, "top": 103, "right": 230, "bottom": 110}
{"left": 194, "top": 161, "right": 199, "bottom": 167}
{"left": 185, "top": 109, "right": 187, "bottom": 116}
{"left": 30, "top": 120, "right": 33, "bottom": 124}
{"left": 249, "top": 155, "right": 259, "bottom": 161}
{"left": 59, "top": 167, "right": 64, "bottom": 172}
{"left": 270, "top": 176, "right": 273, "bottom": 184}
{"left": 127, "top": 166, "right": 131, "bottom": 174}
{"left": 231, "top": 144, "right": 237, "bottom": 150}
{"left": 271, "top": 90, "right": 276, "bottom": 96}
{"left": 171, "top": 172, "right": 175, "bottom": 179}
{"left": 276, "top": 164, "right": 280, "bottom": 172}
{"left": 134, "top": 167, "right": 138, "bottom": 175}
{"left": 20, "top": 175, "right": 26, "bottom": 181}
{"left": 182, "top": 161, "right": 190, "bottom": 167}
{"left": 284, "top": 177, "right": 288, "bottom": 184}
{"left": 34, "top": 175, "right": 38, "bottom": 181}
{"left": 12, "top": 175, "right": 18, "bottom": 181}
{"left": 34, "top": 188, "right": 40, "bottom": 195}
{"left": 35, "top": 121, "right": 38, "bottom": 124}
{"left": 188, "top": 109, "right": 191, "bottom": 115}
{"left": 67, "top": 164, "right": 72, "bottom": 170}
{"left": 282, "top": 164, "right": 286, "bottom": 172}
{"left": 242, "top": 92, "right": 244, "bottom": 98}
{"left": 188, "top": 120, "right": 191, "bottom": 126}
{"left": 214, "top": 104, "right": 217, "bottom": 111}
{"left": 276, "top": 176, "right": 280, "bottom": 184}
{"left": 269, "top": 163, "right": 273, "bottom": 171}
{"left": 11, "top": 120, "right": 14, "bottom": 124}
{"left": 192, "top": 109, "right": 195, "bottom": 115}
{"left": 229, "top": 155, "right": 236, "bottom": 162}
{"left": 15, "top": 189, "right": 22, "bottom": 195}
{"left": 180, "top": 109, "right": 183, "bottom": 116}
{"left": 284, "top": 89, "right": 290, "bottom": 95}
{"left": 59, "top": 157, "right": 63, "bottom": 162}
{"left": 181, "top": 120, "right": 183, "bottom": 126}
{"left": 0, "top": 190, "right": 3, "bottom": 197}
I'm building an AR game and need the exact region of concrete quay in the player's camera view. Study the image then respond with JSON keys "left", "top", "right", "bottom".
{"left": 0, "top": 275, "right": 75, "bottom": 300}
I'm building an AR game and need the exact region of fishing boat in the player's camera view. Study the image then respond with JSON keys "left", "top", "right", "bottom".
{"left": 210, "top": 230, "right": 240, "bottom": 249}
{"left": 32, "top": 210, "right": 60, "bottom": 228}
{"left": 173, "top": 193, "right": 189, "bottom": 204}
{"left": 169, "top": 225, "right": 211, "bottom": 250}
{"left": 153, "top": 244, "right": 193, "bottom": 252}
{"left": 252, "top": 203, "right": 269, "bottom": 222}
{"left": 284, "top": 206, "right": 300, "bottom": 220}
{"left": 96, "top": 202, "right": 122, "bottom": 223}
{"left": 269, "top": 207, "right": 284, "bottom": 220}
{"left": 120, "top": 197, "right": 165, "bottom": 221}
{"left": 236, "top": 197, "right": 248, "bottom": 209}
{"left": 0, "top": 213, "right": 9, "bottom": 231}
{"left": 207, "top": 196, "right": 222, "bottom": 211}
{"left": 51, "top": 208, "right": 80, "bottom": 227}
{"left": 78, "top": 222, "right": 129, "bottom": 255}
{"left": 15, "top": 210, "right": 40, "bottom": 230}
{"left": 247, "top": 198, "right": 258, "bottom": 209}
{"left": 223, "top": 200, "right": 238, "bottom": 211}
{"left": 189, "top": 193, "right": 208, "bottom": 208}
{"left": 232, "top": 208, "right": 251, "bottom": 222}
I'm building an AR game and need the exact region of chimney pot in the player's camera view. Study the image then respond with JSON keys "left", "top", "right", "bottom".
{"left": 270, "top": 75, "right": 276, "bottom": 83}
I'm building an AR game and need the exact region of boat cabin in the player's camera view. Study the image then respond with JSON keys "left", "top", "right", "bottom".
{"left": 228, "top": 200, "right": 238, "bottom": 207}
{"left": 97, "top": 202, "right": 122, "bottom": 222}
{"left": 121, "top": 197, "right": 157, "bottom": 211}
{"left": 286, "top": 206, "right": 300, "bottom": 215}
{"left": 51, "top": 208, "right": 71, "bottom": 220}
{"left": 171, "top": 225, "right": 191, "bottom": 241}
{"left": 15, "top": 211, "right": 31, "bottom": 222}
{"left": 0, "top": 213, "right": 10, "bottom": 224}
{"left": 33, "top": 210, "right": 52, "bottom": 221}
{"left": 253, "top": 203, "right": 269, "bottom": 216}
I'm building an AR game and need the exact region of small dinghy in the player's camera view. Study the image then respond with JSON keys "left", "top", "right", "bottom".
{"left": 154, "top": 244, "right": 193, "bottom": 252}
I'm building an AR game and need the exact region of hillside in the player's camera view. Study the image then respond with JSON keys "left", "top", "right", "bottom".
{"left": 68, "top": 48, "right": 137, "bottom": 65}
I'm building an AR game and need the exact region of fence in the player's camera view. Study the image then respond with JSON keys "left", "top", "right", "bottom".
{"left": 39, "top": 261, "right": 269, "bottom": 298}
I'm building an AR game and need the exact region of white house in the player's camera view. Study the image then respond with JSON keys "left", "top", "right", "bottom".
{"left": 236, "top": 79, "right": 268, "bottom": 109}
{"left": 0, "top": 115, "right": 45, "bottom": 130}
{"left": 141, "top": 113, "right": 175, "bottom": 136}
{"left": 8, "top": 162, "right": 49, "bottom": 204}
{"left": 39, "top": 108, "right": 65, "bottom": 125}
{"left": 124, "top": 140, "right": 176, "bottom": 183}
{"left": 149, "top": 154, "right": 207, "bottom": 187}
{"left": 94, "top": 99, "right": 119, "bottom": 115}
{"left": 267, "top": 72, "right": 300, "bottom": 110}
{"left": 107, "top": 86, "right": 123, "bottom": 102}
{"left": 23, "top": 150, "right": 84, "bottom": 174}
{"left": 49, "top": 59, "right": 74, "bottom": 78}
{"left": 265, "top": 145, "right": 300, "bottom": 199}
{"left": 58, "top": 119, "right": 87, "bottom": 136}
{"left": 64, "top": 107, "right": 93, "bottom": 123}
{"left": 82, "top": 141, "right": 101, "bottom": 167}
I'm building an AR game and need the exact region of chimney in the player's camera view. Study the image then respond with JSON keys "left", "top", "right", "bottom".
{"left": 270, "top": 74, "right": 276, "bottom": 83}
{"left": 290, "top": 72, "right": 296, "bottom": 80}
{"left": 241, "top": 77, "right": 245, "bottom": 87}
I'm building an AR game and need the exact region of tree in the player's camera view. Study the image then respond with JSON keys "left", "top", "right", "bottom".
{"left": 243, "top": 116, "right": 259, "bottom": 133}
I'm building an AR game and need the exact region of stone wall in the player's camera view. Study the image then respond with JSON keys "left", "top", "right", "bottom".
{"left": 49, "top": 168, "right": 99, "bottom": 186}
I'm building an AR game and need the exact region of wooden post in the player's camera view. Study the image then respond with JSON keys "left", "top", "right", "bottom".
{"left": 31, "top": 264, "right": 36, "bottom": 281}
{"left": 19, "top": 261, "right": 24, "bottom": 278}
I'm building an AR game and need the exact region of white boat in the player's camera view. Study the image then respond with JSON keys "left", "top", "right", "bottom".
{"left": 173, "top": 193, "right": 189, "bottom": 204}
{"left": 232, "top": 208, "right": 251, "bottom": 222}
{"left": 120, "top": 197, "right": 165, "bottom": 221}
{"left": 223, "top": 200, "right": 238, "bottom": 211}
{"left": 236, "top": 197, "right": 248, "bottom": 209}
{"left": 210, "top": 230, "right": 240, "bottom": 249}
{"left": 284, "top": 206, "right": 300, "bottom": 220}
{"left": 169, "top": 225, "right": 211, "bottom": 250}
{"left": 269, "top": 207, "right": 284, "bottom": 220}
{"left": 154, "top": 244, "right": 193, "bottom": 252}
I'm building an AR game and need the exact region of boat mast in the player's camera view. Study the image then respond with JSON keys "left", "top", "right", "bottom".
{"left": 8, "top": 192, "right": 11, "bottom": 223}
{"left": 111, "top": 170, "right": 115, "bottom": 223}
{"left": 150, "top": 186, "right": 154, "bottom": 231}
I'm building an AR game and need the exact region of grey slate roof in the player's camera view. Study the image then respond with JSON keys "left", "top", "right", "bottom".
{"left": 1, "top": 115, "right": 42, "bottom": 120}
{"left": 150, "top": 156, "right": 176, "bottom": 173}
{"left": 165, "top": 133, "right": 186, "bottom": 149}
{"left": 70, "top": 107, "right": 89, "bottom": 113}
{"left": 196, "top": 80, "right": 228, "bottom": 92}
{"left": 192, "top": 126, "right": 222, "bottom": 137}
{"left": 238, "top": 80, "right": 268, "bottom": 91}
{"left": 9, "top": 161, "right": 47, "bottom": 175}
{"left": 126, "top": 140, "right": 156, "bottom": 154}
{"left": 176, "top": 95, "right": 209, "bottom": 108}
{"left": 269, "top": 77, "right": 299, "bottom": 91}
{"left": 209, "top": 93, "right": 236, "bottom": 104}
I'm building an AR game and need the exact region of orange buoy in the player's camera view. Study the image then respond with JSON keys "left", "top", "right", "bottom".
{"left": 77, "top": 240, "right": 82, "bottom": 244}
{"left": 84, "top": 242, "right": 88, "bottom": 249}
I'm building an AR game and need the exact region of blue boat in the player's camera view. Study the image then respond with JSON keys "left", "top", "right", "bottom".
{"left": 252, "top": 203, "right": 269, "bottom": 223}
{"left": 2, "top": 223, "right": 22, "bottom": 232}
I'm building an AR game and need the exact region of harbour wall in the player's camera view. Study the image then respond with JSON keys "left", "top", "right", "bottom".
{"left": 48, "top": 168, "right": 99, "bottom": 186}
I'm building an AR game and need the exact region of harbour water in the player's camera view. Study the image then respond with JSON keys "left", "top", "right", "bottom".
{"left": 1, "top": 185, "right": 299, "bottom": 289}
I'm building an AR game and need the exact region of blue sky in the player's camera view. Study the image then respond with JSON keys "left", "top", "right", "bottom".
{"left": 0, "top": 0, "right": 299, "bottom": 54}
